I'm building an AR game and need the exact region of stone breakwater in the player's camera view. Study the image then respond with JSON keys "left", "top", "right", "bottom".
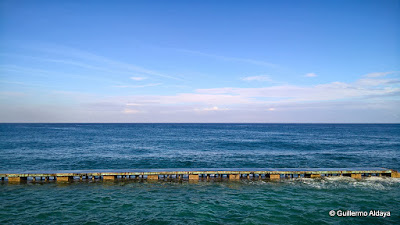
{"left": 1, "top": 168, "right": 399, "bottom": 183}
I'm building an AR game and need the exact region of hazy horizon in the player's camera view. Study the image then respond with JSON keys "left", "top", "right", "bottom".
{"left": 1, "top": 122, "right": 400, "bottom": 125}
{"left": 1, "top": 0, "right": 399, "bottom": 123}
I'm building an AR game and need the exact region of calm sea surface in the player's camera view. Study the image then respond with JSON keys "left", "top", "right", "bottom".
{"left": 0, "top": 124, "right": 399, "bottom": 224}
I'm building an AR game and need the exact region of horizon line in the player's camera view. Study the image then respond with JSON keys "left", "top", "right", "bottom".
{"left": 1, "top": 122, "right": 399, "bottom": 124}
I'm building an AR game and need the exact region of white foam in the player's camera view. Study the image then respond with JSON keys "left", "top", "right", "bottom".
{"left": 324, "top": 176, "right": 354, "bottom": 182}
{"left": 277, "top": 176, "right": 400, "bottom": 190}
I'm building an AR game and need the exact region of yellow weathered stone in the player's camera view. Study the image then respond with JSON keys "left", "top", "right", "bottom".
{"left": 57, "top": 176, "right": 73, "bottom": 182}
{"left": 391, "top": 172, "right": 400, "bottom": 178}
{"left": 147, "top": 175, "right": 159, "bottom": 180}
{"left": 189, "top": 174, "right": 199, "bottom": 180}
{"left": 8, "top": 177, "right": 27, "bottom": 182}
{"left": 269, "top": 174, "right": 280, "bottom": 180}
{"left": 103, "top": 175, "right": 116, "bottom": 180}
{"left": 229, "top": 174, "right": 240, "bottom": 180}
{"left": 351, "top": 174, "right": 362, "bottom": 179}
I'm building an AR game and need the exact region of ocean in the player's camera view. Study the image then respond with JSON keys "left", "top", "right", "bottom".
{"left": 0, "top": 123, "right": 399, "bottom": 224}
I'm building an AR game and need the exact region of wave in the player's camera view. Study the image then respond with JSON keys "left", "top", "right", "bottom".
{"left": 235, "top": 176, "right": 400, "bottom": 190}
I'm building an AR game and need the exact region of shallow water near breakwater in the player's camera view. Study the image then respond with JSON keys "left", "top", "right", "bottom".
{"left": 1, "top": 178, "right": 399, "bottom": 224}
{"left": 1, "top": 123, "right": 399, "bottom": 224}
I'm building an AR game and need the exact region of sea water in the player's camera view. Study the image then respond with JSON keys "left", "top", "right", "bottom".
{"left": 0, "top": 124, "right": 399, "bottom": 224}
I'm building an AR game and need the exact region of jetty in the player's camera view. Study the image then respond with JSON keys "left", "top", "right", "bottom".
{"left": 1, "top": 168, "right": 399, "bottom": 182}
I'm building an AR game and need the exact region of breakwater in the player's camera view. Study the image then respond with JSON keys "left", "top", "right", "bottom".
{"left": 2, "top": 168, "right": 399, "bottom": 182}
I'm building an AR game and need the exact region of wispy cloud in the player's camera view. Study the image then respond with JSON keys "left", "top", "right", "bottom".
{"left": 172, "top": 48, "right": 277, "bottom": 68}
{"left": 196, "top": 75, "right": 400, "bottom": 102}
{"left": 355, "top": 78, "right": 400, "bottom": 86}
{"left": 4, "top": 77, "right": 399, "bottom": 123}
{"left": 0, "top": 64, "right": 123, "bottom": 85}
{"left": 0, "top": 64, "right": 51, "bottom": 76}
{"left": 364, "top": 71, "right": 398, "bottom": 78}
{"left": 305, "top": 73, "right": 317, "bottom": 77}
{"left": 0, "top": 54, "right": 132, "bottom": 77}
{"left": 241, "top": 75, "right": 272, "bottom": 82}
{"left": 0, "top": 91, "right": 26, "bottom": 97}
{"left": 113, "top": 83, "right": 161, "bottom": 88}
{"left": 101, "top": 74, "right": 399, "bottom": 113}
{"left": 0, "top": 80, "right": 49, "bottom": 88}
{"left": 123, "top": 109, "right": 141, "bottom": 114}
{"left": 130, "top": 77, "right": 147, "bottom": 81}
{"left": 194, "top": 106, "right": 229, "bottom": 112}
{"left": 27, "top": 44, "right": 183, "bottom": 80}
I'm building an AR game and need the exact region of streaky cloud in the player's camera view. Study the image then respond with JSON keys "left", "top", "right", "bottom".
{"left": 364, "top": 71, "right": 399, "bottom": 78}
{"left": 170, "top": 48, "right": 278, "bottom": 68}
{"left": 241, "top": 75, "right": 272, "bottom": 82}
{"left": 29, "top": 43, "right": 184, "bottom": 80}
{"left": 305, "top": 73, "right": 317, "bottom": 77}
{"left": 112, "top": 83, "right": 161, "bottom": 88}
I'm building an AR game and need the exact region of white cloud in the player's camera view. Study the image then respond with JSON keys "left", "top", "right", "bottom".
{"left": 104, "top": 72, "right": 400, "bottom": 112}
{"left": 195, "top": 106, "right": 229, "bottom": 112}
{"left": 305, "top": 73, "right": 317, "bottom": 77}
{"left": 364, "top": 71, "right": 397, "bottom": 78}
{"left": 355, "top": 78, "right": 400, "bottom": 86}
{"left": 122, "top": 109, "right": 141, "bottom": 114}
{"left": 160, "top": 93, "right": 255, "bottom": 105}
{"left": 241, "top": 75, "right": 272, "bottom": 82}
{"left": 197, "top": 76, "right": 400, "bottom": 102}
{"left": 0, "top": 91, "right": 26, "bottom": 97}
{"left": 3, "top": 65, "right": 399, "bottom": 122}
{"left": 101, "top": 75, "right": 399, "bottom": 116}
{"left": 113, "top": 83, "right": 161, "bottom": 88}
{"left": 171, "top": 48, "right": 277, "bottom": 67}
{"left": 130, "top": 77, "right": 147, "bottom": 81}
{"left": 31, "top": 44, "right": 183, "bottom": 80}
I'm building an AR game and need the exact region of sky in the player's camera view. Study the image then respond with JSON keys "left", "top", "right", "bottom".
{"left": 0, "top": 0, "right": 399, "bottom": 123}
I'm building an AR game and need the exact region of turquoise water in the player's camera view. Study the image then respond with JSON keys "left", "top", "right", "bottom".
{"left": 1, "top": 124, "right": 399, "bottom": 224}
{"left": 1, "top": 178, "right": 399, "bottom": 224}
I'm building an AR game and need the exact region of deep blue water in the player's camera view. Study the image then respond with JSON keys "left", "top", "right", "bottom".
{"left": 0, "top": 123, "right": 399, "bottom": 224}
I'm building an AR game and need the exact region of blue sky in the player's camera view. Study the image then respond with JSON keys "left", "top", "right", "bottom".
{"left": 0, "top": 0, "right": 399, "bottom": 122}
